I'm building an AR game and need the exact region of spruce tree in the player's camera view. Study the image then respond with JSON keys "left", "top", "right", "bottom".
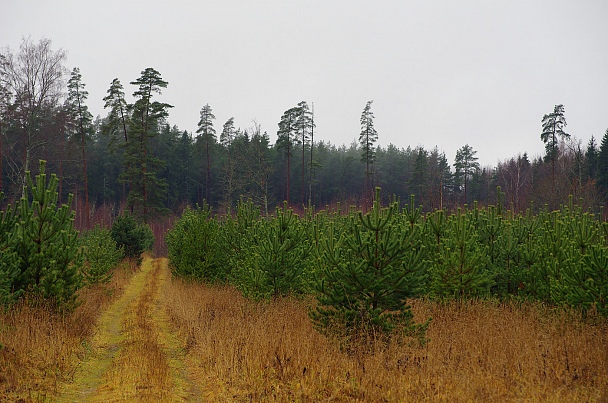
{"left": 596, "top": 129, "right": 608, "bottom": 200}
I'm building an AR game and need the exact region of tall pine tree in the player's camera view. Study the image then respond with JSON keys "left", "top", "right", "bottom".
{"left": 541, "top": 104, "right": 569, "bottom": 189}
{"left": 196, "top": 104, "right": 216, "bottom": 204}
{"left": 65, "top": 67, "right": 93, "bottom": 228}
{"left": 359, "top": 100, "right": 378, "bottom": 203}
{"left": 123, "top": 68, "right": 173, "bottom": 221}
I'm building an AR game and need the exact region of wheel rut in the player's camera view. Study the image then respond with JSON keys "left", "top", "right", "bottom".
{"left": 57, "top": 257, "right": 198, "bottom": 402}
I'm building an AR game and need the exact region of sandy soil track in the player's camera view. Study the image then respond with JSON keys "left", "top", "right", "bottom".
{"left": 58, "top": 257, "right": 198, "bottom": 402}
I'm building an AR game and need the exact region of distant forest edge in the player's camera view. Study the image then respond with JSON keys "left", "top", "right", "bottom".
{"left": 2, "top": 38, "right": 607, "bottom": 226}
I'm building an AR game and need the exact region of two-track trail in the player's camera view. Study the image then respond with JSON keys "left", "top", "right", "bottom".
{"left": 58, "top": 257, "right": 198, "bottom": 402}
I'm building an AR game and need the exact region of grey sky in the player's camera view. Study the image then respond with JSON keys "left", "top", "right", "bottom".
{"left": 2, "top": 0, "right": 607, "bottom": 167}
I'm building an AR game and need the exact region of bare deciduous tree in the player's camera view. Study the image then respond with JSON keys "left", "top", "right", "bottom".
{"left": 0, "top": 37, "right": 67, "bottom": 191}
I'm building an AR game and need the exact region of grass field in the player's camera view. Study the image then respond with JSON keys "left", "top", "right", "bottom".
{"left": 1, "top": 257, "right": 607, "bottom": 402}
{"left": 165, "top": 279, "right": 608, "bottom": 402}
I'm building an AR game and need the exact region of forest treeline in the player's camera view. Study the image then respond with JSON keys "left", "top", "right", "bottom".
{"left": 2, "top": 38, "right": 608, "bottom": 226}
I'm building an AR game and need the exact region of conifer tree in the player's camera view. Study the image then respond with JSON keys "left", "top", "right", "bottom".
{"left": 123, "top": 68, "right": 173, "bottom": 221}
{"left": 65, "top": 67, "right": 93, "bottom": 228}
{"left": 585, "top": 135, "right": 598, "bottom": 182}
{"left": 103, "top": 78, "right": 129, "bottom": 145}
{"left": 541, "top": 104, "right": 569, "bottom": 189}
{"left": 12, "top": 161, "right": 83, "bottom": 308}
{"left": 359, "top": 100, "right": 378, "bottom": 202}
{"left": 295, "top": 101, "right": 313, "bottom": 205}
{"left": 429, "top": 208, "right": 493, "bottom": 298}
{"left": 312, "top": 188, "right": 428, "bottom": 340}
{"left": 277, "top": 106, "right": 299, "bottom": 204}
{"left": 220, "top": 117, "right": 237, "bottom": 208}
{"left": 196, "top": 103, "right": 216, "bottom": 203}
{"left": 596, "top": 129, "right": 608, "bottom": 199}
{"left": 454, "top": 144, "right": 480, "bottom": 205}
{"left": 0, "top": 192, "right": 20, "bottom": 304}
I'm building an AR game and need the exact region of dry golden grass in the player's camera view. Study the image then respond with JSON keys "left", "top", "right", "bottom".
{"left": 75, "top": 257, "right": 190, "bottom": 402}
{"left": 165, "top": 280, "right": 608, "bottom": 402}
{"left": 57, "top": 256, "right": 192, "bottom": 402}
{"left": 0, "top": 261, "right": 135, "bottom": 402}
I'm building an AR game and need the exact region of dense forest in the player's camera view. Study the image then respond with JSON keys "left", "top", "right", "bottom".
{"left": 2, "top": 38, "right": 607, "bottom": 227}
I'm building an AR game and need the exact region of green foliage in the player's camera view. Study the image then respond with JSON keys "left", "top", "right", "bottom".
{"left": 166, "top": 203, "right": 224, "bottom": 281}
{"left": 80, "top": 225, "right": 124, "bottom": 285}
{"left": 230, "top": 202, "right": 313, "bottom": 299}
{"left": 553, "top": 244, "right": 608, "bottom": 315}
{"left": 311, "top": 189, "right": 428, "bottom": 340}
{"left": 5, "top": 161, "right": 83, "bottom": 308}
{"left": 166, "top": 188, "right": 608, "bottom": 322}
{"left": 122, "top": 67, "right": 173, "bottom": 221}
{"left": 0, "top": 193, "right": 21, "bottom": 305}
{"left": 110, "top": 213, "right": 154, "bottom": 264}
{"left": 428, "top": 208, "right": 493, "bottom": 298}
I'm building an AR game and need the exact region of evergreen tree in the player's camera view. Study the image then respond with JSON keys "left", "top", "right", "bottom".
{"left": 295, "top": 101, "right": 313, "bottom": 205}
{"left": 65, "top": 67, "right": 93, "bottom": 228}
{"left": 0, "top": 192, "right": 20, "bottom": 304}
{"left": 123, "top": 68, "right": 173, "bottom": 221}
{"left": 238, "top": 122, "right": 273, "bottom": 215}
{"left": 541, "top": 104, "right": 569, "bottom": 189}
{"left": 454, "top": 144, "right": 480, "bottom": 205}
{"left": 429, "top": 208, "right": 493, "bottom": 298}
{"left": 596, "top": 129, "right": 608, "bottom": 199}
{"left": 196, "top": 103, "right": 216, "bottom": 203}
{"left": 359, "top": 100, "right": 378, "bottom": 201}
{"left": 585, "top": 135, "right": 598, "bottom": 181}
{"left": 311, "top": 188, "right": 428, "bottom": 341}
{"left": 428, "top": 147, "right": 452, "bottom": 210}
{"left": 102, "top": 78, "right": 129, "bottom": 145}
{"left": 220, "top": 117, "right": 237, "bottom": 208}
{"left": 110, "top": 213, "right": 154, "bottom": 264}
{"left": 411, "top": 147, "right": 429, "bottom": 207}
{"left": 277, "top": 106, "right": 299, "bottom": 204}
{"left": 12, "top": 161, "right": 83, "bottom": 308}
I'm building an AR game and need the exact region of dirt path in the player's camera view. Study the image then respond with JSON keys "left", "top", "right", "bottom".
{"left": 58, "top": 257, "right": 198, "bottom": 402}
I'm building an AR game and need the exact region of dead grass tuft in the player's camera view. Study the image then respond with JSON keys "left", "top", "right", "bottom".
{"left": 166, "top": 280, "right": 608, "bottom": 402}
{"left": 0, "top": 261, "right": 135, "bottom": 401}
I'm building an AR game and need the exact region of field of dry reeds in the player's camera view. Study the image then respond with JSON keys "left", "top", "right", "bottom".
{"left": 0, "top": 261, "right": 135, "bottom": 401}
{"left": 2, "top": 259, "right": 607, "bottom": 402}
{"left": 165, "top": 279, "right": 608, "bottom": 402}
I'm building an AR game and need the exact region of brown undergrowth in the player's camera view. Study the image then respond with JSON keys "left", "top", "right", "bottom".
{"left": 0, "top": 260, "right": 136, "bottom": 401}
{"left": 165, "top": 280, "right": 608, "bottom": 402}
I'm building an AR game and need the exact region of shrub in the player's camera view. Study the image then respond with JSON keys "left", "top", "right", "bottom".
{"left": 80, "top": 225, "right": 124, "bottom": 285}
{"left": 110, "top": 213, "right": 154, "bottom": 264}
{"left": 166, "top": 204, "right": 224, "bottom": 281}
{"left": 230, "top": 202, "right": 313, "bottom": 299}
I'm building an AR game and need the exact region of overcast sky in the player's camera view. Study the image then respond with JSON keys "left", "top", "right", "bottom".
{"left": 2, "top": 0, "right": 607, "bottom": 167}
